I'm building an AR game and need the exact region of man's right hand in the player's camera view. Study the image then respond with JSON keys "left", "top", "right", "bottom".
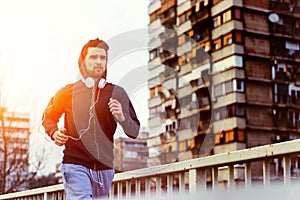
{"left": 53, "top": 128, "right": 69, "bottom": 146}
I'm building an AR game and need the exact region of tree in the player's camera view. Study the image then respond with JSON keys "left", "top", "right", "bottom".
{"left": 0, "top": 107, "right": 46, "bottom": 194}
{"left": 28, "top": 172, "right": 59, "bottom": 189}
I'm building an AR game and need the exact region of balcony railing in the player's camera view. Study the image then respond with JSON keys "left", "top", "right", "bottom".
{"left": 2, "top": 139, "right": 300, "bottom": 199}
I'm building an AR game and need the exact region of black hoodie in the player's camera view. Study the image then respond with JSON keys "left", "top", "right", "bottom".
{"left": 42, "top": 80, "right": 140, "bottom": 170}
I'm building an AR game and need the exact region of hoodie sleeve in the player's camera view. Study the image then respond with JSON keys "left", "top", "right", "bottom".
{"left": 42, "top": 87, "right": 67, "bottom": 140}
{"left": 113, "top": 86, "right": 140, "bottom": 139}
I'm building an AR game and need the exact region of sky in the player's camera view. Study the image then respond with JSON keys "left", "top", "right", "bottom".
{"left": 0, "top": 0, "right": 150, "bottom": 174}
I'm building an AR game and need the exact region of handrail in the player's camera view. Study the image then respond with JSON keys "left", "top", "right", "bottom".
{"left": 113, "top": 139, "right": 300, "bottom": 181}
{"left": 1, "top": 139, "right": 300, "bottom": 199}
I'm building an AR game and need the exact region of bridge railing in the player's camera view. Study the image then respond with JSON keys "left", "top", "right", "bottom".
{"left": 1, "top": 139, "right": 300, "bottom": 199}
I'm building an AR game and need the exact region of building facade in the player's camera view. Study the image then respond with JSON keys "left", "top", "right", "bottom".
{"left": 147, "top": 0, "right": 300, "bottom": 181}
{"left": 114, "top": 127, "right": 149, "bottom": 172}
{"left": 0, "top": 107, "right": 30, "bottom": 193}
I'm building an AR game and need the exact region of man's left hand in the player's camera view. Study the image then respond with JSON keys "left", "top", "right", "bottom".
{"left": 108, "top": 98, "right": 125, "bottom": 122}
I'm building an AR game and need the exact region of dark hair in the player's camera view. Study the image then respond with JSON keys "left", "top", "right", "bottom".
{"left": 78, "top": 38, "right": 109, "bottom": 78}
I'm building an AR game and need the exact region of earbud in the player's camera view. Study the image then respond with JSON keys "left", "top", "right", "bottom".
{"left": 82, "top": 77, "right": 106, "bottom": 89}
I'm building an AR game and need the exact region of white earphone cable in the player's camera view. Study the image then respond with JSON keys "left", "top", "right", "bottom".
{"left": 68, "top": 86, "right": 100, "bottom": 141}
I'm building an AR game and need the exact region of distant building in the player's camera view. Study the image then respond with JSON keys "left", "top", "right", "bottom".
{"left": 114, "top": 127, "right": 149, "bottom": 172}
{"left": 0, "top": 107, "right": 30, "bottom": 193}
{"left": 147, "top": 0, "right": 300, "bottom": 183}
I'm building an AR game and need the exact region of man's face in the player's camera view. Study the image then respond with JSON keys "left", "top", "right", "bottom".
{"left": 84, "top": 47, "right": 107, "bottom": 79}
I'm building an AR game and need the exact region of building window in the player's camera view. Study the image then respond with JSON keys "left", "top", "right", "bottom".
{"left": 275, "top": 84, "right": 289, "bottom": 104}
{"left": 214, "top": 80, "right": 244, "bottom": 98}
{"left": 288, "top": 110, "right": 300, "bottom": 128}
{"left": 178, "top": 34, "right": 185, "bottom": 46}
{"left": 225, "top": 130, "right": 235, "bottom": 142}
{"left": 187, "top": 47, "right": 197, "bottom": 61}
{"left": 285, "top": 41, "right": 300, "bottom": 50}
{"left": 234, "top": 32, "right": 243, "bottom": 44}
{"left": 235, "top": 79, "right": 244, "bottom": 92}
{"left": 150, "top": 87, "right": 155, "bottom": 98}
{"left": 213, "top": 15, "right": 221, "bottom": 27}
{"left": 179, "top": 140, "right": 187, "bottom": 151}
{"left": 237, "top": 128, "right": 245, "bottom": 141}
{"left": 215, "top": 128, "right": 245, "bottom": 144}
{"left": 214, "top": 83, "right": 224, "bottom": 97}
{"left": 214, "top": 107, "right": 227, "bottom": 121}
{"left": 227, "top": 106, "right": 235, "bottom": 117}
{"left": 187, "top": 29, "right": 194, "bottom": 37}
{"left": 201, "top": 41, "right": 211, "bottom": 52}
{"left": 166, "top": 120, "right": 178, "bottom": 132}
{"left": 225, "top": 80, "right": 233, "bottom": 93}
{"left": 285, "top": 40, "right": 300, "bottom": 57}
{"left": 124, "top": 151, "right": 138, "bottom": 158}
{"left": 212, "top": 32, "right": 243, "bottom": 52}
{"left": 223, "top": 10, "right": 232, "bottom": 23}
{"left": 150, "top": 105, "right": 163, "bottom": 118}
{"left": 178, "top": 13, "right": 186, "bottom": 25}
{"left": 291, "top": 90, "right": 300, "bottom": 104}
{"left": 213, "top": 38, "right": 222, "bottom": 50}
{"left": 178, "top": 10, "right": 192, "bottom": 25}
{"left": 180, "top": 118, "right": 191, "bottom": 130}
{"left": 236, "top": 105, "right": 245, "bottom": 116}
{"left": 149, "top": 85, "right": 162, "bottom": 98}
{"left": 178, "top": 56, "right": 186, "bottom": 66}
{"left": 227, "top": 105, "right": 245, "bottom": 118}
{"left": 223, "top": 33, "right": 233, "bottom": 46}
{"left": 234, "top": 8, "right": 242, "bottom": 20}
{"left": 179, "top": 115, "right": 198, "bottom": 130}
{"left": 150, "top": 50, "right": 155, "bottom": 60}
{"left": 149, "top": 48, "right": 161, "bottom": 60}
{"left": 215, "top": 132, "right": 225, "bottom": 144}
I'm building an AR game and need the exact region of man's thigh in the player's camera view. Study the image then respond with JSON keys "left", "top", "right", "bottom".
{"left": 61, "top": 163, "right": 93, "bottom": 200}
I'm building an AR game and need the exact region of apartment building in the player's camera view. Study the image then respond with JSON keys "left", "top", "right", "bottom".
{"left": 114, "top": 127, "right": 149, "bottom": 172}
{"left": 0, "top": 107, "right": 30, "bottom": 193}
{"left": 147, "top": 0, "right": 300, "bottom": 182}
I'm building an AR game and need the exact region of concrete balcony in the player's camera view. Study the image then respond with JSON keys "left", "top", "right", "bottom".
{"left": 177, "top": 0, "right": 192, "bottom": 16}
{"left": 211, "top": 44, "right": 244, "bottom": 64}
{"left": 148, "top": 57, "right": 163, "bottom": 70}
{"left": 148, "top": 0, "right": 161, "bottom": 14}
{"left": 148, "top": 64, "right": 165, "bottom": 80}
{"left": 212, "top": 20, "right": 244, "bottom": 40}
{"left": 177, "top": 39, "right": 193, "bottom": 55}
{"left": 177, "top": 84, "right": 193, "bottom": 99}
{"left": 180, "top": 105, "right": 199, "bottom": 119}
{"left": 148, "top": 76, "right": 161, "bottom": 89}
{"left": 177, "top": 127, "right": 196, "bottom": 141}
{"left": 148, "top": 95, "right": 163, "bottom": 108}
{"left": 212, "top": 55, "right": 243, "bottom": 74}
{"left": 212, "top": 67, "right": 245, "bottom": 84}
{"left": 213, "top": 92, "right": 246, "bottom": 108}
{"left": 2, "top": 139, "right": 300, "bottom": 199}
{"left": 178, "top": 63, "right": 192, "bottom": 77}
{"left": 213, "top": 117, "right": 246, "bottom": 133}
{"left": 148, "top": 36, "right": 162, "bottom": 50}
{"left": 176, "top": 20, "right": 192, "bottom": 35}
{"left": 211, "top": 0, "right": 243, "bottom": 17}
